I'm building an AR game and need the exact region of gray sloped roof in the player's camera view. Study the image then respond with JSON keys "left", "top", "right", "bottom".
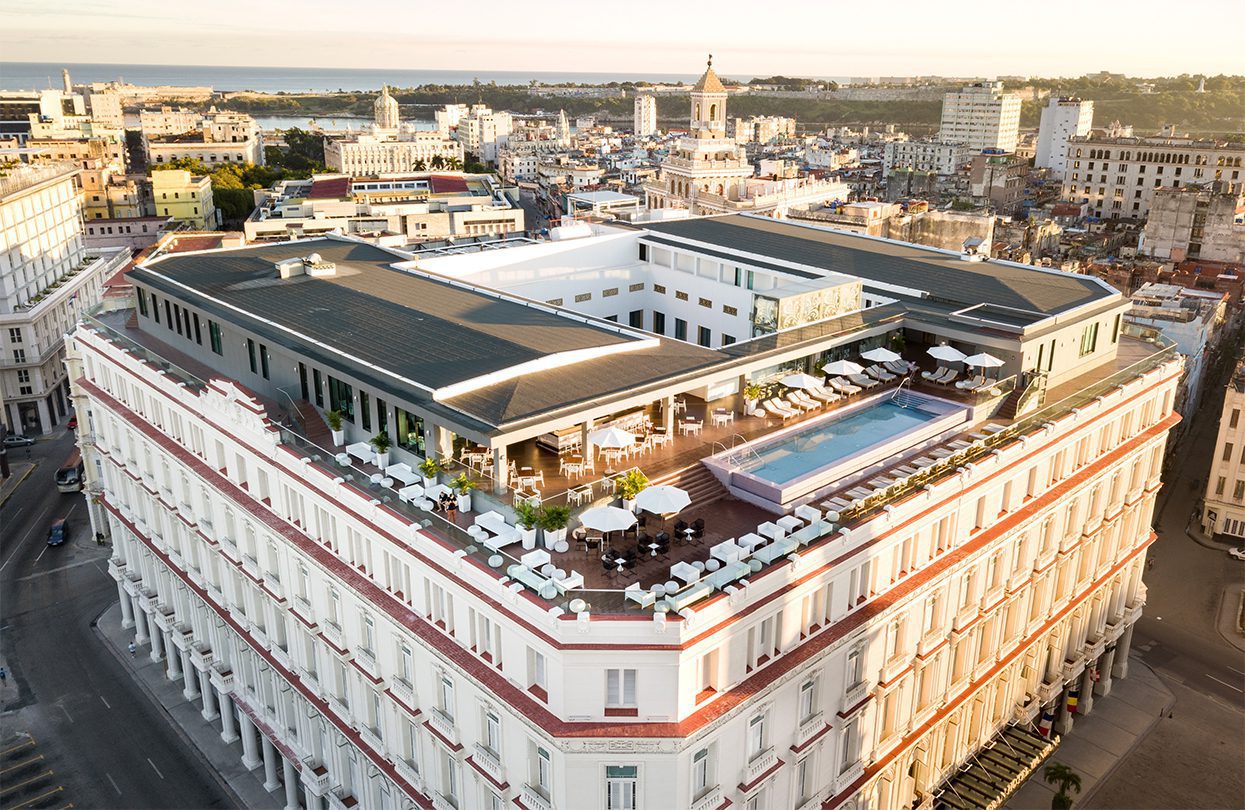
{"left": 642, "top": 214, "right": 1116, "bottom": 315}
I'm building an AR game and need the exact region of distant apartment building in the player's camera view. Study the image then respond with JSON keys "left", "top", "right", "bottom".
{"left": 563, "top": 189, "right": 643, "bottom": 220}
{"left": 138, "top": 106, "right": 202, "bottom": 140}
{"left": 733, "top": 115, "right": 795, "bottom": 144}
{"left": 435, "top": 103, "right": 471, "bottom": 136}
{"left": 938, "top": 81, "right": 1022, "bottom": 153}
{"left": 150, "top": 169, "right": 220, "bottom": 230}
{"left": 80, "top": 161, "right": 146, "bottom": 221}
{"left": 83, "top": 216, "right": 174, "bottom": 252}
{"left": 498, "top": 148, "right": 542, "bottom": 183}
{"left": 243, "top": 172, "right": 522, "bottom": 243}
{"left": 1202, "top": 360, "right": 1245, "bottom": 539}
{"left": 325, "top": 132, "right": 464, "bottom": 175}
{"left": 0, "top": 162, "right": 128, "bottom": 434}
{"left": 455, "top": 105, "right": 515, "bottom": 163}
{"left": 1140, "top": 185, "right": 1245, "bottom": 263}
{"left": 882, "top": 140, "right": 972, "bottom": 176}
{"left": 1035, "top": 97, "right": 1093, "bottom": 180}
{"left": 146, "top": 110, "right": 264, "bottom": 167}
{"left": 634, "top": 93, "right": 658, "bottom": 137}
{"left": 970, "top": 152, "right": 1029, "bottom": 215}
{"left": 1060, "top": 135, "right": 1245, "bottom": 220}
{"left": 1124, "top": 282, "right": 1226, "bottom": 418}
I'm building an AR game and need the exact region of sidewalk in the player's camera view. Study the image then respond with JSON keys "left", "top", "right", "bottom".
{"left": 94, "top": 601, "right": 282, "bottom": 810}
{"left": 1005, "top": 657, "right": 1174, "bottom": 809}
{"left": 1218, "top": 583, "right": 1245, "bottom": 654}
{"left": 0, "top": 460, "right": 36, "bottom": 507}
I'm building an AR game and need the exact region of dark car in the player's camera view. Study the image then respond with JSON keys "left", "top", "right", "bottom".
{"left": 47, "top": 518, "right": 69, "bottom": 546}
{"left": 3, "top": 434, "right": 35, "bottom": 448}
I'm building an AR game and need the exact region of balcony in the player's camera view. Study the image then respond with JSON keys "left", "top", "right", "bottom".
{"left": 519, "top": 785, "right": 553, "bottom": 810}
{"left": 742, "top": 747, "right": 778, "bottom": 787}
{"left": 189, "top": 642, "right": 213, "bottom": 671}
{"left": 209, "top": 662, "right": 234, "bottom": 693}
{"left": 471, "top": 742, "right": 504, "bottom": 785}
{"left": 843, "top": 679, "right": 870, "bottom": 708}
{"left": 427, "top": 707, "right": 459, "bottom": 748}
{"left": 301, "top": 760, "right": 333, "bottom": 795}
{"left": 794, "top": 711, "right": 828, "bottom": 750}
{"left": 690, "top": 786, "right": 725, "bottom": 810}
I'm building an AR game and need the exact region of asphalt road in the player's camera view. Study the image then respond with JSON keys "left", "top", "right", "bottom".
{"left": 0, "top": 428, "right": 232, "bottom": 810}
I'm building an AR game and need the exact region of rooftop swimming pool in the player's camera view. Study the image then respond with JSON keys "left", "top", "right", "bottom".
{"left": 706, "top": 392, "right": 968, "bottom": 511}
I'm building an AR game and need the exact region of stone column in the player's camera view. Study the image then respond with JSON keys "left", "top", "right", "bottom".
{"left": 239, "top": 712, "right": 262, "bottom": 769}
{"left": 200, "top": 671, "right": 219, "bottom": 721}
{"left": 304, "top": 784, "right": 320, "bottom": 810}
{"left": 166, "top": 635, "right": 182, "bottom": 680}
{"left": 491, "top": 445, "right": 508, "bottom": 495}
{"left": 220, "top": 693, "right": 238, "bottom": 743}
{"left": 181, "top": 652, "right": 199, "bottom": 701}
{"left": 1055, "top": 689, "right": 1074, "bottom": 735}
{"left": 148, "top": 619, "right": 165, "bottom": 663}
{"left": 118, "top": 583, "right": 135, "bottom": 628}
{"left": 262, "top": 736, "right": 280, "bottom": 792}
{"left": 36, "top": 397, "right": 52, "bottom": 435}
{"left": 133, "top": 600, "right": 150, "bottom": 644}
{"left": 283, "top": 758, "right": 301, "bottom": 810}
{"left": 1096, "top": 647, "right": 1116, "bottom": 697}
{"left": 663, "top": 395, "right": 675, "bottom": 434}
{"left": 1078, "top": 664, "right": 1096, "bottom": 716}
{"left": 1112, "top": 624, "right": 1134, "bottom": 680}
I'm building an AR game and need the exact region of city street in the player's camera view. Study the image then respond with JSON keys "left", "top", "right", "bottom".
{"left": 1082, "top": 333, "right": 1245, "bottom": 808}
{"left": 0, "top": 428, "right": 232, "bottom": 809}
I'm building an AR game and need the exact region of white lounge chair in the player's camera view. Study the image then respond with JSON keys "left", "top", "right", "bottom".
{"left": 847, "top": 373, "right": 880, "bottom": 389}
{"left": 933, "top": 370, "right": 960, "bottom": 386}
{"left": 763, "top": 398, "right": 800, "bottom": 420}
{"left": 885, "top": 359, "right": 914, "bottom": 375}
{"left": 787, "top": 392, "right": 820, "bottom": 412}
{"left": 804, "top": 385, "right": 840, "bottom": 404}
{"left": 956, "top": 374, "right": 986, "bottom": 391}
{"left": 866, "top": 365, "right": 896, "bottom": 382}
{"left": 828, "top": 378, "right": 862, "bottom": 395}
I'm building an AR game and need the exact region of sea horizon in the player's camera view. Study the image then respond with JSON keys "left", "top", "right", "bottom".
{"left": 0, "top": 61, "right": 839, "bottom": 94}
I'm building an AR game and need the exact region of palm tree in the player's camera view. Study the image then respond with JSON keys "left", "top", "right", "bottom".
{"left": 413, "top": 159, "right": 427, "bottom": 172}
{"left": 1044, "top": 762, "right": 1082, "bottom": 810}
{"left": 430, "top": 155, "right": 445, "bottom": 170}
{"left": 445, "top": 157, "right": 462, "bottom": 171}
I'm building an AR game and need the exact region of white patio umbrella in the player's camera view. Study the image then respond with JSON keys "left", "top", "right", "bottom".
{"left": 860, "top": 347, "right": 901, "bottom": 363}
{"left": 635, "top": 484, "right": 691, "bottom": 517}
{"left": 822, "top": 359, "right": 864, "bottom": 376}
{"left": 963, "top": 352, "right": 1004, "bottom": 369}
{"left": 587, "top": 426, "right": 636, "bottom": 449}
{"left": 781, "top": 372, "right": 825, "bottom": 390}
{"left": 580, "top": 505, "right": 638, "bottom": 533}
{"left": 927, "top": 345, "right": 967, "bottom": 363}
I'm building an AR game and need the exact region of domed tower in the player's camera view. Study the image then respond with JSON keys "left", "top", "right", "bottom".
{"left": 374, "top": 85, "right": 400, "bottom": 130}
{"left": 689, "top": 54, "right": 727, "bottom": 138}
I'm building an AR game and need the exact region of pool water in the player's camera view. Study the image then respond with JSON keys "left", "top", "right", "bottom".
{"left": 743, "top": 402, "right": 937, "bottom": 485}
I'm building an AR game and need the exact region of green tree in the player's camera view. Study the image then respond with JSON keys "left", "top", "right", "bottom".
{"left": 430, "top": 154, "right": 445, "bottom": 170}
{"left": 1044, "top": 762, "right": 1082, "bottom": 810}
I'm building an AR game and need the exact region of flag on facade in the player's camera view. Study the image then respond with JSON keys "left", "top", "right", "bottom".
{"left": 1037, "top": 709, "right": 1055, "bottom": 736}
{"left": 1090, "top": 668, "right": 1100, "bottom": 683}
{"left": 1067, "top": 688, "right": 1080, "bottom": 715}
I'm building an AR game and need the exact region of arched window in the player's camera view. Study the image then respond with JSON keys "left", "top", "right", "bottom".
{"left": 709, "top": 103, "right": 717, "bottom": 121}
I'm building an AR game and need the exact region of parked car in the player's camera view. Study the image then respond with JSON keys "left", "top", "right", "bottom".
{"left": 1229, "top": 547, "right": 1245, "bottom": 561}
{"left": 3, "top": 434, "right": 35, "bottom": 448}
{"left": 47, "top": 518, "right": 70, "bottom": 546}
{"left": 66, "top": 415, "right": 78, "bottom": 430}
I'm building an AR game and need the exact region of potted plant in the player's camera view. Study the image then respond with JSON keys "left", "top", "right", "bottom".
{"left": 538, "top": 504, "right": 571, "bottom": 549}
{"left": 326, "top": 409, "right": 344, "bottom": 445}
{"left": 370, "top": 432, "right": 392, "bottom": 469}
{"left": 452, "top": 473, "right": 477, "bottom": 512}
{"left": 613, "top": 469, "right": 649, "bottom": 512}
{"left": 418, "top": 457, "right": 441, "bottom": 487}
{"left": 743, "top": 382, "right": 764, "bottom": 415}
{"left": 514, "top": 498, "right": 540, "bottom": 549}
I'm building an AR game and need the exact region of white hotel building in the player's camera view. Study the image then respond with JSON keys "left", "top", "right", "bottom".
{"left": 70, "top": 213, "right": 1180, "bottom": 810}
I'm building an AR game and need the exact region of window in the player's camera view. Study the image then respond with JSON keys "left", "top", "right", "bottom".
{"left": 602, "top": 287, "right": 619, "bottom": 298}
{"left": 136, "top": 290, "right": 148, "bottom": 317}
{"left": 163, "top": 300, "right": 173, "bottom": 328}
{"left": 534, "top": 746, "right": 552, "bottom": 796}
{"left": 692, "top": 747, "right": 712, "bottom": 797}
{"left": 192, "top": 314, "right": 202, "bottom": 345}
{"left": 628, "top": 310, "right": 644, "bottom": 329}
{"left": 1224, "top": 443, "right": 1235, "bottom": 463}
{"left": 484, "top": 711, "right": 501, "bottom": 754}
{"left": 798, "top": 678, "right": 817, "bottom": 723}
{"left": 1215, "top": 477, "right": 1226, "bottom": 496}
{"left": 698, "top": 326, "right": 712, "bottom": 347}
{"left": 299, "top": 363, "right": 309, "bottom": 401}
{"left": 606, "top": 669, "right": 637, "bottom": 709}
{"left": 328, "top": 376, "right": 354, "bottom": 422}
{"left": 605, "top": 765, "right": 637, "bottom": 810}
{"left": 312, "top": 369, "right": 323, "bottom": 407}
{"left": 674, "top": 318, "right": 687, "bottom": 341}
{"left": 839, "top": 718, "right": 859, "bottom": 773}
{"left": 438, "top": 675, "right": 455, "bottom": 719}
{"left": 1235, "top": 481, "right": 1245, "bottom": 501}
{"left": 1231, "top": 409, "right": 1240, "bottom": 430}
{"left": 398, "top": 643, "right": 413, "bottom": 683}
{"left": 441, "top": 749, "right": 459, "bottom": 802}
{"left": 208, "top": 320, "right": 223, "bottom": 355}
{"left": 527, "top": 648, "right": 547, "bottom": 697}
{"left": 11, "top": 349, "right": 25, "bottom": 364}
{"left": 359, "top": 390, "right": 372, "bottom": 432}
{"left": 1078, "top": 322, "right": 1100, "bottom": 356}
{"left": 259, "top": 344, "right": 270, "bottom": 379}
{"left": 747, "top": 713, "right": 767, "bottom": 758}
{"left": 247, "top": 339, "right": 258, "bottom": 374}
{"left": 361, "top": 612, "right": 375, "bottom": 653}
{"left": 653, "top": 312, "right": 666, "bottom": 335}
{"left": 795, "top": 756, "right": 813, "bottom": 804}
{"left": 845, "top": 647, "right": 863, "bottom": 689}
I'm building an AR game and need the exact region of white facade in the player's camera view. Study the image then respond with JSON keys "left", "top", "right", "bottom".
{"left": 1034, "top": 98, "right": 1093, "bottom": 179}
{"left": 733, "top": 116, "right": 795, "bottom": 145}
{"left": 937, "top": 82, "right": 1022, "bottom": 153}
{"left": 882, "top": 140, "right": 971, "bottom": 176}
{"left": 634, "top": 95, "right": 658, "bottom": 138}
{"left": 374, "top": 86, "right": 401, "bottom": 131}
{"left": 147, "top": 110, "right": 265, "bottom": 167}
{"left": 325, "top": 134, "right": 465, "bottom": 175}
{"left": 456, "top": 106, "right": 515, "bottom": 163}
{"left": 1060, "top": 136, "right": 1245, "bottom": 220}
{"left": 1201, "top": 362, "right": 1245, "bottom": 538}
{"left": 436, "top": 104, "right": 471, "bottom": 137}
{"left": 1, "top": 162, "right": 129, "bottom": 434}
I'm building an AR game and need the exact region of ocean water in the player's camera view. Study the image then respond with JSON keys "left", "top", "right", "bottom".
{"left": 0, "top": 62, "right": 715, "bottom": 93}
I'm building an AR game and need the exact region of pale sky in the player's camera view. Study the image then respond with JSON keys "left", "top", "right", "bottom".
{"left": 2, "top": 0, "right": 1243, "bottom": 78}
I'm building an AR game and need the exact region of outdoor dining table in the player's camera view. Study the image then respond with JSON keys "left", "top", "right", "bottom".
{"left": 678, "top": 418, "right": 703, "bottom": 436}
{"left": 711, "top": 409, "right": 734, "bottom": 427}
{"left": 646, "top": 542, "right": 661, "bottom": 557}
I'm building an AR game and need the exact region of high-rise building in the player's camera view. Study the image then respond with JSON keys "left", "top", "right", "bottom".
{"left": 73, "top": 210, "right": 1180, "bottom": 810}
{"left": 1060, "top": 135, "right": 1245, "bottom": 220}
{"left": 1035, "top": 98, "right": 1093, "bottom": 179}
{"left": 1, "top": 162, "right": 127, "bottom": 434}
{"left": 1201, "top": 360, "right": 1245, "bottom": 539}
{"left": 454, "top": 105, "right": 515, "bottom": 163}
{"left": 937, "top": 81, "right": 1022, "bottom": 153}
{"left": 634, "top": 94, "right": 658, "bottom": 138}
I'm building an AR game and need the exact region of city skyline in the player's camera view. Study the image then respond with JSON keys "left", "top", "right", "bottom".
{"left": 4, "top": 0, "right": 1244, "bottom": 78}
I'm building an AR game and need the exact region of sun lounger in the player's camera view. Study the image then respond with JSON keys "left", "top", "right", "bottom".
{"left": 933, "top": 370, "right": 960, "bottom": 386}
{"left": 804, "top": 385, "right": 840, "bottom": 404}
{"left": 847, "top": 373, "right": 880, "bottom": 389}
{"left": 866, "top": 365, "right": 896, "bottom": 382}
{"left": 763, "top": 398, "right": 800, "bottom": 419}
{"left": 956, "top": 374, "right": 986, "bottom": 391}
{"left": 828, "top": 378, "right": 862, "bottom": 395}
{"left": 885, "top": 359, "right": 914, "bottom": 375}
{"left": 787, "top": 393, "right": 819, "bottom": 412}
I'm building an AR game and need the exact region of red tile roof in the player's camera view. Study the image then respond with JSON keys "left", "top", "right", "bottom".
{"left": 429, "top": 174, "right": 469, "bottom": 194}
{"left": 308, "top": 177, "right": 352, "bottom": 199}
